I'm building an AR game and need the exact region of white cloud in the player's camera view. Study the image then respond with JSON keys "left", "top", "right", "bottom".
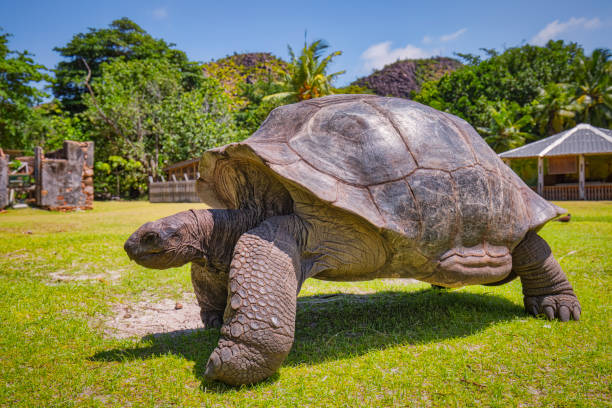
{"left": 152, "top": 7, "right": 168, "bottom": 20}
{"left": 361, "top": 41, "right": 439, "bottom": 71}
{"left": 422, "top": 35, "right": 433, "bottom": 44}
{"left": 440, "top": 28, "right": 467, "bottom": 42}
{"left": 531, "top": 17, "right": 601, "bottom": 46}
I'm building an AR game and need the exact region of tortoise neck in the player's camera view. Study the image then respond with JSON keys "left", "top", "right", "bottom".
{"left": 192, "top": 208, "right": 264, "bottom": 267}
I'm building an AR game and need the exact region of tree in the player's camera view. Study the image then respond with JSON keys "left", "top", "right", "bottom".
{"left": 572, "top": 48, "right": 612, "bottom": 127}
{"left": 531, "top": 82, "right": 577, "bottom": 136}
{"left": 477, "top": 102, "right": 533, "bottom": 153}
{"left": 264, "top": 40, "right": 345, "bottom": 103}
{"left": 83, "top": 58, "right": 236, "bottom": 177}
{"left": 24, "top": 102, "right": 87, "bottom": 152}
{"left": 0, "top": 29, "right": 50, "bottom": 150}
{"left": 52, "top": 18, "right": 200, "bottom": 113}
{"left": 233, "top": 79, "right": 286, "bottom": 136}
{"left": 414, "top": 41, "right": 584, "bottom": 138}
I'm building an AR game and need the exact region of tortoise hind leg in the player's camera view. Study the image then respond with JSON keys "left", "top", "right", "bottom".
{"left": 512, "top": 231, "right": 581, "bottom": 321}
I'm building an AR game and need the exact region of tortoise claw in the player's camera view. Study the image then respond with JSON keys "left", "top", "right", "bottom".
{"left": 571, "top": 305, "right": 581, "bottom": 321}
{"left": 543, "top": 305, "right": 555, "bottom": 320}
{"left": 523, "top": 293, "right": 581, "bottom": 322}
{"left": 558, "top": 305, "right": 570, "bottom": 322}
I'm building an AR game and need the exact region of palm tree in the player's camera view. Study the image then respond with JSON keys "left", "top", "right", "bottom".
{"left": 572, "top": 48, "right": 612, "bottom": 127}
{"left": 264, "top": 40, "right": 345, "bottom": 103}
{"left": 477, "top": 102, "right": 533, "bottom": 153}
{"left": 532, "top": 82, "right": 577, "bottom": 136}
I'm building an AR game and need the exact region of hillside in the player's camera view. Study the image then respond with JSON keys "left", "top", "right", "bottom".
{"left": 353, "top": 57, "right": 462, "bottom": 99}
{"left": 202, "top": 52, "right": 289, "bottom": 108}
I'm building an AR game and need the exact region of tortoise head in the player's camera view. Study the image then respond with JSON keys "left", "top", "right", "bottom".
{"left": 124, "top": 210, "right": 209, "bottom": 269}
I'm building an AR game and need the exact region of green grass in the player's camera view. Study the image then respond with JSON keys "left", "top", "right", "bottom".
{"left": 0, "top": 201, "right": 610, "bottom": 407}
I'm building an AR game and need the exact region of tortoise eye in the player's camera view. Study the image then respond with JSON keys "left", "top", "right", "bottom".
{"left": 142, "top": 232, "right": 160, "bottom": 247}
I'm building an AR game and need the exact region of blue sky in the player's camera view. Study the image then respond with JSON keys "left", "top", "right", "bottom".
{"left": 2, "top": 0, "right": 611, "bottom": 88}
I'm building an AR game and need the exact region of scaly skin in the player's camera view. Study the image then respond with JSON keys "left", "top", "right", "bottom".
{"left": 512, "top": 231, "right": 581, "bottom": 321}
{"left": 204, "top": 216, "right": 301, "bottom": 385}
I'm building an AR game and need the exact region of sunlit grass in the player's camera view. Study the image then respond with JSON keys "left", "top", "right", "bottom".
{"left": 0, "top": 201, "right": 610, "bottom": 407}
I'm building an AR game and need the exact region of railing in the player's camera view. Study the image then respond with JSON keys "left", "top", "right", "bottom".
{"left": 530, "top": 184, "right": 612, "bottom": 200}
{"left": 543, "top": 185, "right": 580, "bottom": 201}
{"left": 149, "top": 180, "right": 199, "bottom": 203}
{"left": 586, "top": 184, "right": 612, "bottom": 200}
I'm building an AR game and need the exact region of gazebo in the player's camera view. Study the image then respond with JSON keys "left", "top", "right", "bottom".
{"left": 499, "top": 124, "right": 612, "bottom": 200}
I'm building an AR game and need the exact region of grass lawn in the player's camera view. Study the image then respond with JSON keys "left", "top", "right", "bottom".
{"left": 0, "top": 200, "right": 610, "bottom": 407}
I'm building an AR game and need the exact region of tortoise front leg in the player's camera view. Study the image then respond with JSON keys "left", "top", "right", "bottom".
{"left": 512, "top": 231, "right": 581, "bottom": 321}
{"left": 204, "top": 217, "right": 300, "bottom": 385}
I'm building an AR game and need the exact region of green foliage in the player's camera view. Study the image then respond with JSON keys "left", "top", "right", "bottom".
{"left": 52, "top": 18, "right": 200, "bottom": 113}
{"left": 264, "top": 40, "right": 345, "bottom": 103}
{"left": 415, "top": 41, "right": 583, "bottom": 122}
{"left": 83, "top": 58, "right": 237, "bottom": 181}
{"left": 0, "top": 29, "right": 50, "bottom": 150}
{"left": 8, "top": 159, "right": 21, "bottom": 171}
{"left": 333, "top": 84, "right": 375, "bottom": 95}
{"left": 531, "top": 83, "right": 578, "bottom": 136}
{"left": 233, "top": 79, "right": 286, "bottom": 136}
{"left": 21, "top": 102, "right": 88, "bottom": 152}
{"left": 477, "top": 102, "right": 533, "bottom": 153}
{"left": 572, "top": 48, "right": 612, "bottom": 127}
{"left": 94, "top": 156, "right": 147, "bottom": 199}
{"left": 414, "top": 41, "right": 612, "bottom": 151}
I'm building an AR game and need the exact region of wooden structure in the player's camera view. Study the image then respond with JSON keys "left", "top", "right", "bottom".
{"left": 0, "top": 141, "right": 94, "bottom": 210}
{"left": 147, "top": 158, "right": 201, "bottom": 203}
{"left": 0, "top": 149, "right": 8, "bottom": 209}
{"left": 149, "top": 179, "right": 199, "bottom": 203}
{"left": 500, "top": 124, "right": 612, "bottom": 200}
{"left": 164, "top": 159, "right": 199, "bottom": 181}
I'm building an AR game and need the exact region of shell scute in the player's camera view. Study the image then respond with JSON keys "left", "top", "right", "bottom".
{"left": 368, "top": 179, "right": 420, "bottom": 240}
{"left": 287, "top": 99, "right": 417, "bottom": 186}
{"left": 451, "top": 166, "right": 490, "bottom": 247}
{"left": 407, "top": 169, "right": 458, "bottom": 258}
{"left": 370, "top": 98, "right": 476, "bottom": 171}
{"left": 335, "top": 183, "right": 385, "bottom": 228}
{"left": 269, "top": 160, "right": 338, "bottom": 203}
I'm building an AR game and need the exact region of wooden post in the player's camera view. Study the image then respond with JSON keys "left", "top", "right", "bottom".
{"left": 579, "top": 154, "right": 585, "bottom": 200}
{"left": 34, "top": 147, "right": 43, "bottom": 206}
{"left": 537, "top": 157, "right": 544, "bottom": 196}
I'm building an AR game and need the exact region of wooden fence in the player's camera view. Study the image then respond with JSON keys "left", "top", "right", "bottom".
{"left": 586, "top": 184, "right": 612, "bottom": 200}
{"left": 531, "top": 184, "right": 612, "bottom": 200}
{"left": 149, "top": 180, "right": 199, "bottom": 203}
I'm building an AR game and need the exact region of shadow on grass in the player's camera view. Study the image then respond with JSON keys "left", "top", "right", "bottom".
{"left": 90, "top": 288, "right": 524, "bottom": 392}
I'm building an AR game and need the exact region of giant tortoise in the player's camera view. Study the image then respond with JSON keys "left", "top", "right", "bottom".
{"left": 124, "top": 94, "right": 580, "bottom": 386}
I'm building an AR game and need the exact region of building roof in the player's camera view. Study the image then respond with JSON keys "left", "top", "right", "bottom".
{"left": 499, "top": 124, "right": 612, "bottom": 159}
{"left": 163, "top": 158, "right": 199, "bottom": 171}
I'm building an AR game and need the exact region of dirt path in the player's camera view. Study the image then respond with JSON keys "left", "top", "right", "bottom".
{"left": 104, "top": 293, "right": 203, "bottom": 338}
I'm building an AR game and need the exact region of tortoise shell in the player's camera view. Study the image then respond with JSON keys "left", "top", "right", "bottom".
{"left": 198, "top": 95, "right": 563, "bottom": 263}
